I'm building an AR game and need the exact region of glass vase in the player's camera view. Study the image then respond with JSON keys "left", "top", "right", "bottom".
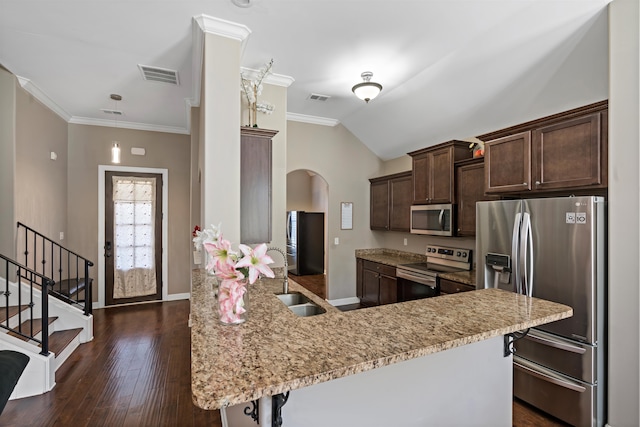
{"left": 217, "top": 280, "right": 248, "bottom": 325}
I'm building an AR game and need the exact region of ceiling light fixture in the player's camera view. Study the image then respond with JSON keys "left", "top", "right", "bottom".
{"left": 110, "top": 94, "right": 122, "bottom": 164}
{"left": 231, "top": 0, "right": 252, "bottom": 7}
{"left": 352, "top": 71, "right": 382, "bottom": 103}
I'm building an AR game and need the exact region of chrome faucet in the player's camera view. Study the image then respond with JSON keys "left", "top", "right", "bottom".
{"left": 267, "top": 246, "right": 289, "bottom": 294}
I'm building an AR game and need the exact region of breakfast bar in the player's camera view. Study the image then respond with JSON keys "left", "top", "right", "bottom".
{"left": 190, "top": 269, "right": 572, "bottom": 426}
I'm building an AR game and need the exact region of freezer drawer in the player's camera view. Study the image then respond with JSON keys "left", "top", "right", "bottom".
{"left": 514, "top": 356, "right": 598, "bottom": 427}
{"left": 514, "top": 329, "right": 596, "bottom": 383}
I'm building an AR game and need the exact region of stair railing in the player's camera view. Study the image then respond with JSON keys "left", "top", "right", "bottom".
{"left": 0, "top": 253, "right": 53, "bottom": 356}
{"left": 17, "top": 222, "right": 94, "bottom": 316}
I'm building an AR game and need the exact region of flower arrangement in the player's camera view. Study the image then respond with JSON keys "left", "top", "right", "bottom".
{"left": 241, "top": 59, "right": 275, "bottom": 127}
{"left": 469, "top": 141, "right": 485, "bottom": 158}
{"left": 193, "top": 224, "right": 274, "bottom": 324}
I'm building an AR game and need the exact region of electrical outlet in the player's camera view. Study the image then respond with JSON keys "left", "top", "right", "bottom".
{"left": 60, "top": 232, "right": 64, "bottom": 240}
{"left": 334, "top": 237, "right": 339, "bottom": 245}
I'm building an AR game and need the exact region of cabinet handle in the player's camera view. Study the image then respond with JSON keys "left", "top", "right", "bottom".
{"left": 535, "top": 181, "right": 541, "bottom": 185}
{"left": 523, "top": 182, "right": 527, "bottom": 185}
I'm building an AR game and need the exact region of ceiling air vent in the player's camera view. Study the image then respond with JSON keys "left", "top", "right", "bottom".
{"left": 307, "top": 93, "right": 331, "bottom": 102}
{"left": 101, "top": 109, "right": 123, "bottom": 115}
{"left": 138, "top": 65, "right": 179, "bottom": 85}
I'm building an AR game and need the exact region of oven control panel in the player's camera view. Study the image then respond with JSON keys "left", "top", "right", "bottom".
{"left": 426, "top": 245, "right": 471, "bottom": 263}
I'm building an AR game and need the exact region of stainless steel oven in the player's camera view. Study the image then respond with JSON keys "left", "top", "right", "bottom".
{"left": 396, "top": 245, "right": 471, "bottom": 302}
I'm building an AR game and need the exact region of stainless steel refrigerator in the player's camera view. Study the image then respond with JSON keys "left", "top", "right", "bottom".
{"left": 476, "top": 196, "right": 605, "bottom": 427}
{"left": 286, "top": 211, "right": 324, "bottom": 276}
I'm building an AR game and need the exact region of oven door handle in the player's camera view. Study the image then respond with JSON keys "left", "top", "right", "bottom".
{"left": 396, "top": 270, "right": 437, "bottom": 288}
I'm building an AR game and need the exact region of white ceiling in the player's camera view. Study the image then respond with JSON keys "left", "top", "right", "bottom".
{"left": 0, "top": 0, "right": 610, "bottom": 160}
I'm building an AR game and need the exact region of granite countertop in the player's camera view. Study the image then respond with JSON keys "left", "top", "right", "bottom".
{"left": 190, "top": 269, "right": 572, "bottom": 411}
{"left": 356, "top": 248, "right": 477, "bottom": 286}
{"left": 439, "top": 270, "right": 477, "bottom": 286}
{"left": 355, "top": 248, "right": 425, "bottom": 266}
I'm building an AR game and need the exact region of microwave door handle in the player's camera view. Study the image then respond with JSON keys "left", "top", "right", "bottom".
{"left": 439, "top": 209, "right": 444, "bottom": 231}
{"left": 511, "top": 213, "right": 521, "bottom": 294}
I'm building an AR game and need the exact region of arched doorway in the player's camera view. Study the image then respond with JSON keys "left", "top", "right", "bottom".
{"left": 286, "top": 169, "right": 329, "bottom": 299}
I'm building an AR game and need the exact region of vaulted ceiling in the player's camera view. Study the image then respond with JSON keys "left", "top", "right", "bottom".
{"left": 0, "top": 0, "right": 610, "bottom": 160}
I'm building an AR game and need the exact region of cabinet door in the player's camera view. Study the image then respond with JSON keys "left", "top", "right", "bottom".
{"left": 370, "top": 180, "right": 390, "bottom": 230}
{"left": 389, "top": 174, "right": 412, "bottom": 232}
{"left": 412, "top": 154, "right": 430, "bottom": 204}
{"left": 484, "top": 132, "right": 532, "bottom": 194}
{"left": 362, "top": 269, "right": 380, "bottom": 306}
{"left": 240, "top": 128, "right": 277, "bottom": 243}
{"left": 379, "top": 275, "right": 397, "bottom": 305}
{"left": 532, "top": 113, "right": 602, "bottom": 191}
{"left": 456, "top": 162, "right": 485, "bottom": 237}
{"left": 356, "top": 258, "right": 364, "bottom": 299}
{"left": 429, "top": 147, "right": 454, "bottom": 204}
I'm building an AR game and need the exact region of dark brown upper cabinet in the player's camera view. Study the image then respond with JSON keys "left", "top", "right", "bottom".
{"left": 478, "top": 101, "right": 608, "bottom": 196}
{"left": 409, "top": 141, "right": 472, "bottom": 205}
{"left": 240, "top": 127, "right": 278, "bottom": 244}
{"left": 455, "top": 158, "right": 500, "bottom": 237}
{"left": 369, "top": 171, "right": 412, "bottom": 232}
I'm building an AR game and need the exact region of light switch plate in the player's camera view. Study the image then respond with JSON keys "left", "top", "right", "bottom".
{"left": 334, "top": 237, "right": 339, "bottom": 245}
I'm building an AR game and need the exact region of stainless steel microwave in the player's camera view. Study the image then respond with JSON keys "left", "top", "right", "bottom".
{"left": 410, "top": 204, "right": 454, "bottom": 236}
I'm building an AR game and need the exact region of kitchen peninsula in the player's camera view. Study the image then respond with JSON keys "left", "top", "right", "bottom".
{"left": 190, "top": 269, "right": 571, "bottom": 426}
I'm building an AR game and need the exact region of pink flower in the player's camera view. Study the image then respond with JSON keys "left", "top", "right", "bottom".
{"left": 235, "top": 243, "right": 275, "bottom": 284}
{"left": 203, "top": 237, "right": 237, "bottom": 271}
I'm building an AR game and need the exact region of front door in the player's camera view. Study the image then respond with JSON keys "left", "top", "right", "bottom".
{"left": 104, "top": 172, "right": 163, "bottom": 306}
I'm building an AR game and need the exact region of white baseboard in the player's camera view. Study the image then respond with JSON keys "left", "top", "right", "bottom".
{"left": 327, "top": 296, "right": 360, "bottom": 307}
{"left": 166, "top": 292, "right": 190, "bottom": 301}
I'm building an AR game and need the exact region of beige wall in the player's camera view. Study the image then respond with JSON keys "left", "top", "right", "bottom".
{"left": 0, "top": 68, "right": 16, "bottom": 259}
{"left": 67, "top": 124, "right": 192, "bottom": 299}
{"left": 287, "top": 121, "right": 382, "bottom": 300}
{"left": 15, "top": 81, "right": 68, "bottom": 259}
{"left": 201, "top": 33, "right": 242, "bottom": 244}
{"left": 286, "top": 170, "right": 313, "bottom": 211}
{"left": 608, "top": 0, "right": 639, "bottom": 425}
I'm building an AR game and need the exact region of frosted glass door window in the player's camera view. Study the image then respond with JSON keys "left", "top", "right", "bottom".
{"left": 112, "top": 176, "right": 157, "bottom": 298}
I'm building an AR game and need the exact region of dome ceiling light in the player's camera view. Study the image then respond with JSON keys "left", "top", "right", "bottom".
{"left": 352, "top": 71, "right": 382, "bottom": 103}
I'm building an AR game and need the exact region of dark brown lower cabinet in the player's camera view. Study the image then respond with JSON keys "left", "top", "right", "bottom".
{"left": 439, "top": 278, "right": 475, "bottom": 295}
{"left": 379, "top": 275, "right": 398, "bottom": 305}
{"left": 358, "top": 259, "right": 398, "bottom": 307}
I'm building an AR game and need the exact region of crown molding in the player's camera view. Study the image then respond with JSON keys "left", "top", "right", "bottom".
{"left": 287, "top": 112, "right": 339, "bottom": 127}
{"left": 193, "top": 14, "right": 251, "bottom": 50}
{"left": 240, "top": 67, "right": 295, "bottom": 88}
{"left": 69, "top": 116, "right": 189, "bottom": 135}
{"left": 16, "top": 76, "right": 72, "bottom": 122}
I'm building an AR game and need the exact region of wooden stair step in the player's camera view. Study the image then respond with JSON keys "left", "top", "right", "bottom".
{"left": 0, "top": 305, "right": 30, "bottom": 324}
{"left": 43, "top": 328, "right": 83, "bottom": 356}
{"left": 7, "top": 317, "right": 58, "bottom": 341}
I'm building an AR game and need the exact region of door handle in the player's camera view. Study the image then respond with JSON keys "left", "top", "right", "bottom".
{"left": 105, "top": 241, "right": 112, "bottom": 258}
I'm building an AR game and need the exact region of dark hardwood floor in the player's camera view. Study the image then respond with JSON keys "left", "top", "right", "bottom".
{"left": 288, "top": 273, "right": 326, "bottom": 299}
{"left": 0, "top": 300, "right": 222, "bottom": 427}
{"left": 1, "top": 297, "right": 568, "bottom": 427}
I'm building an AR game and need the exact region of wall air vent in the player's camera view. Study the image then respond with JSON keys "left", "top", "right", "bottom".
{"left": 138, "top": 65, "right": 179, "bottom": 85}
{"left": 101, "top": 109, "right": 123, "bottom": 115}
{"left": 307, "top": 93, "right": 331, "bottom": 102}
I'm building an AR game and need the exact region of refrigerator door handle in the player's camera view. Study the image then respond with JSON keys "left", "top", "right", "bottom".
{"left": 525, "top": 333, "right": 587, "bottom": 354}
{"left": 520, "top": 212, "right": 533, "bottom": 297}
{"left": 511, "top": 213, "right": 522, "bottom": 294}
{"left": 514, "top": 360, "right": 586, "bottom": 393}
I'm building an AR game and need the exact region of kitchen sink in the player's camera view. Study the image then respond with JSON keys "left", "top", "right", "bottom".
{"left": 275, "top": 292, "right": 326, "bottom": 317}
{"left": 289, "top": 304, "right": 326, "bottom": 317}
{"left": 276, "top": 292, "right": 311, "bottom": 306}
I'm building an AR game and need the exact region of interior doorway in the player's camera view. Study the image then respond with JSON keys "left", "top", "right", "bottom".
{"left": 286, "top": 169, "right": 328, "bottom": 299}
